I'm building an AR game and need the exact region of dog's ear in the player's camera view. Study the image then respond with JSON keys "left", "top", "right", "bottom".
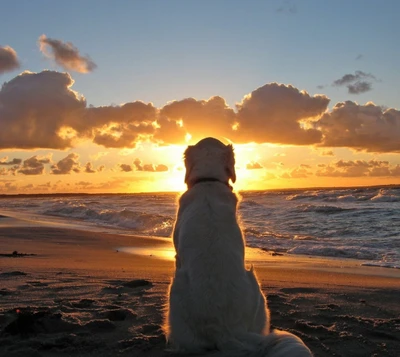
{"left": 184, "top": 146, "right": 194, "bottom": 184}
{"left": 225, "top": 144, "right": 236, "bottom": 183}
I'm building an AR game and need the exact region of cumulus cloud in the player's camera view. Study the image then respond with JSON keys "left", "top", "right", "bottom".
{"left": 0, "top": 71, "right": 157, "bottom": 150}
{"left": 51, "top": 153, "right": 81, "bottom": 174}
{"left": 246, "top": 161, "right": 263, "bottom": 170}
{"left": 19, "top": 155, "right": 50, "bottom": 175}
{"left": 0, "top": 46, "right": 20, "bottom": 74}
{"left": 87, "top": 102, "right": 156, "bottom": 148}
{"left": 84, "top": 162, "right": 104, "bottom": 173}
{"left": 133, "top": 158, "right": 168, "bottom": 172}
{"left": 333, "top": 71, "right": 376, "bottom": 94}
{"left": 316, "top": 159, "right": 400, "bottom": 177}
{"left": 38, "top": 35, "right": 97, "bottom": 73}
{"left": 0, "top": 71, "right": 86, "bottom": 149}
{"left": 0, "top": 157, "right": 22, "bottom": 165}
{"left": 2, "top": 71, "right": 400, "bottom": 154}
{"left": 156, "top": 96, "right": 235, "bottom": 144}
{"left": 234, "top": 83, "right": 329, "bottom": 145}
{"left": 315, "top": 101, "right": 400, "bottom": 152}
{"left": 119, "top": 163, "right": 133, "bottom": 172}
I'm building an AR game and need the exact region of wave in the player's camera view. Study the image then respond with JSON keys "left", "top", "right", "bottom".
{"left": 371, "top": 189, "right": 400, "bottom": 202}
{"left": 296, "top": 204, "right": 352, "bottom": 214}
{"left": 43, "top": 204, "right": 174, "bottom": 237}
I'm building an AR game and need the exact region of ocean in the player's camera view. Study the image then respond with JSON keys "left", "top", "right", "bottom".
{"left": 0, "top": 186, "right": 399, "bottom": 269}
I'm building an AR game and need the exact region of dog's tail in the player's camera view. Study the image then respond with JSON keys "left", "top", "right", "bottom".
{"left": 216, "top": 329, "right": 312, "bottom": 357}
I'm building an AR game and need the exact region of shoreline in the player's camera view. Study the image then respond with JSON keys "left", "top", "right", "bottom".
{"left": 1, "top": 212, "right": 399, "bottom": 277}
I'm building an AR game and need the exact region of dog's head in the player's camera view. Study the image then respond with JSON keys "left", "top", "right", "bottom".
{"left": 184, "top": 137, "right": 236, "bottom": 188}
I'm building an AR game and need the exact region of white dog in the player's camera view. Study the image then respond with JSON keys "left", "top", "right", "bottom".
{"left": 165, "top": 137, "right": 312, "bottom": 356}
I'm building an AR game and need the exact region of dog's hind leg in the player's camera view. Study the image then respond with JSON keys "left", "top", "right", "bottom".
{"left": 167, "top": 271, "right": 211, "bottom": 353}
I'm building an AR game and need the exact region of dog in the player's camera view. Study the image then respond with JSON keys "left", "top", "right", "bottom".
{"left": 165, "top": 137, "right": 312, "bottom": 356}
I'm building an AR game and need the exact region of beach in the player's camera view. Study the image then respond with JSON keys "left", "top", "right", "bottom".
{"left": 1, "top": 215, "right": 399, "bottom": 357}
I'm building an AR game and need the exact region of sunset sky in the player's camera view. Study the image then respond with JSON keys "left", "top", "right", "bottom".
{"left": 1, "top": 0, "right": 399, "bottom": 194}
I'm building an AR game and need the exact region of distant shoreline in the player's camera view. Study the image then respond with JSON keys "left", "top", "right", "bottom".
{"left": 1, "top": 183, "right": 399, "bottom": 198}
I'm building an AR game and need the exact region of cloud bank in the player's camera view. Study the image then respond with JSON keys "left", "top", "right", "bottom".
{"left": 39, "top": 35, "right": 97, "bottom": 73}
{"left": 1, "top": 71, "right": 399, "bottom": 153}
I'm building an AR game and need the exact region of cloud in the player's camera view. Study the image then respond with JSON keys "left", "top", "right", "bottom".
{"left": 119, "top": 163, "right": 133, "bottom": 172}
{"left": 281, "top": 165, "right": 312, "bottom": 179}
{"left": 316, "top": 159, "right": 400, "bottom": 177}
{"left": 246, "top": 161, "right": 263, "bottom": 170}
{"left": 234, "top": 83, "right": 329, "bottom": 145}
{"left": 0, "top": 46, "right": 20, "bottom": 74}
{"left": 347, "top": 81, "right": 371, "bottom": 94}
{"left": 320, "top": 150, "right": 334, "bottom": 157}
{"left": 90, "top": 152, "right": 109, "bottom": 161}
{"left": 51, "top": 153, "right": 81, "bottom": 174}
{"left": 316, "top": 101, "right": 400, "bottom": 152}
{"left": 84, "top": 162, "right": 101, "bottom": 173}
{"left": 133, "top": 158, "right": 169, "bottom": 172}
{"left": 333, "top": 71, "right": 377, "bottom": 94}
{"left": 0, "top": 71, "right": 86, "bottom": 149}
{"left": 355, "top": 54, "right": 363, "bottom": 60}
{"left": 19, "top": 155, "right": 50, "bottom": 175}
{"left": 156, "top": 96, "right": 235, "bottom": 144}
{"left": 2, "top": 71, "right": 400, "bottom": 154}
{"left": 38, "top": 35, "right": 97, "bottom": 73}
{"left": 281, "top": 167, "right": 312, "bottom": 179}
{"left": 87, "top": 102, "right": 156, "bottom": 148}
{"left": 0, "top": 70, "right": 156, "bottom": 150}
{"left": 0, "top": 157, "right": 22, "bottom": 165}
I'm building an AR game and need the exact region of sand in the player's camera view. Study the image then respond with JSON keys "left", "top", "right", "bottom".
{"left": 0, "top": 215, "right": 399, "bottom": 356}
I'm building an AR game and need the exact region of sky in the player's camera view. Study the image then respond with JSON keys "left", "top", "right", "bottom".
{"left": 0, "top": 0, "right": 399, "bottom": 194}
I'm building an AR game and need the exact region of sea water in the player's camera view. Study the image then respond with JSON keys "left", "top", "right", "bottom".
{"left": 0, "top": 186, "right": 399, "bottom": 269}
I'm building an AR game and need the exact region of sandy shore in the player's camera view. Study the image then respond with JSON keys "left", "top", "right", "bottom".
{"left": 1, "top": 215, "right": 399, "bottom": 356}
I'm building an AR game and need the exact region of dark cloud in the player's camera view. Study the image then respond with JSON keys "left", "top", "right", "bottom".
{"left": 234, "top": 83, "right": 329, "bottom": 145}
{"left": 1, "top": 70, "right": 400, "bottom": 154}
{"left": 355, "top": 54, "right": 363, "bottom": 60}
{"left": 246, "top": 161, "right": 263, "bottom": 170}
{"left": 0, "top": 157, "right": 22, "bottom": 165}
{"left": 347, "top": 81, "right": 371, "bottom": 94}
{"left": 119, "top": 163, "right": 133, "bottom": 172}
{"left": 133, "top": 158, "right": 168, "bottom": 172}
{"left": 84, "top": 162, "right": 105, "bottom": 173}
{"left": 316, "top": 160, "right": 400, "bottom": 177}
{"left": 39, "top": 35, "right": 97, "bottom": 73}
{"left": 51, "top": 153, "right": 80, "bottom": 174}
{"left": 19, "top": 155, "right": 50, "bottom": 175}
{"left": 333, "top": 71, "right": 376, "bottom": 94}
{"left": 0, "top": 71, "right": 156, "bottom": 150}
{"left": 316, "top": 101, "right": 400, "bottom": 152}
{"left": 72, "top": 101, "right": 157, "bottom": 148}
{"left": 156, "top": 96, "right": 235, "bottom": 144}
{"left": 0, "top": 46, "right": 20, "bottom": 74}
{"left": 0, "top": 71, "right": 86, "bottom": 149}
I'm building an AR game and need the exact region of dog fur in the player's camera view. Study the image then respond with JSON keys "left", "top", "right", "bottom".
{"left": 165, "top": 137, "right": 312, "bottom": 356}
